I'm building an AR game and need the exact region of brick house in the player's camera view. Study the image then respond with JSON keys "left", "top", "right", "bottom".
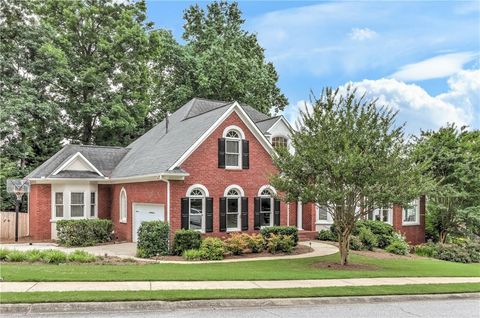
{"left": 26, "top": 98, "right": 425, "bottom": 244}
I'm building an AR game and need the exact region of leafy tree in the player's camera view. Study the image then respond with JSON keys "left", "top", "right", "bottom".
{"left": 179, "top": 1, "right": 288, "bottom": 114}
{"left": 271, "top": 87, "right": 424, "bottom": 265}
{"left": 414, "top": 126, "right": 480, "bottom": 242}
{"left": 0, "top": 0, "right": 64, "bottom": 210}
{"left": 35, "top": 0, "right": 153, "bottom": 145}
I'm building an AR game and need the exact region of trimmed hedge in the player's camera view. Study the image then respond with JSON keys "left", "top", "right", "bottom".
{"left": 172, "top": 229, "right": 202, "bottom": 256}
{"left": 56, "top": 219, "right": 113, "bottom": 247}
{"left": 355, "top": 220, "right": 395, "bottom": 248}
{"left": 260, "top": 226, "right": 299, "bottom": 245}
{"left": 136, "top": 221, "right": 170, "bottom": 258}
{"left": 317, "top": 229, "right": 336, "bottom": 241}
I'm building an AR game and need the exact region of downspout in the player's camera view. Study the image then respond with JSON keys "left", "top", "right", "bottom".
{"left": 159, "top": 177, "right": 170, "bottom": 224}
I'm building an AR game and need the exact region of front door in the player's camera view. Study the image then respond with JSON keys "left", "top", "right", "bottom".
{"left": 133, "top": 203, "right": 164, "bottom": 242}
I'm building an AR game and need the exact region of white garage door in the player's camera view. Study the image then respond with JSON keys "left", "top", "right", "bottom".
{"left": 133, "top": 203, "right": 165, "bottom": 242}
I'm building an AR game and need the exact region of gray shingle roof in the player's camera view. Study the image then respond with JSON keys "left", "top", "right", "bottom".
{"left": 255, "top": 116, "right": 281, "bottom": 133}
{"left": 27, "top": 145, "right": 129, "bottom": 178}
{"left": 28, "top": 98, "right": 280, "bottom": 180}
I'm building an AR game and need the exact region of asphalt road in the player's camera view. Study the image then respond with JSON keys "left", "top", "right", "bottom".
{"left": 9, "top": 298, "right": 480, "bottom": 318}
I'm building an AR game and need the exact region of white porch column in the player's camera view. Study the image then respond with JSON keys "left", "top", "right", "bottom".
{"left": 297, "top": 201, "right": 303, "bottom": 230}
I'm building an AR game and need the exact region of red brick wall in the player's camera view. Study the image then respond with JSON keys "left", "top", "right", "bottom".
{"left": 302, "top": 203, "right": 317, "bottom": 231}
{"left": 28, "top": 184, "right": 51, "bottom": 240}
{"left": 98, "top": 184, "right": 112, "bottom": 219}
{"left": 170, "top": 111, "right": 288, "bottom": 236}
{"left": 110, "top": 181, "right": 167, "bottom": 241}
{"left": 392, "top": 196, "right": 426, "bottom": 245}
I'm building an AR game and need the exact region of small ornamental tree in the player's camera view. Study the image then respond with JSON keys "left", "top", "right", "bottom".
{"left": 271, "top": 87, "right": 425, "bottom": 265}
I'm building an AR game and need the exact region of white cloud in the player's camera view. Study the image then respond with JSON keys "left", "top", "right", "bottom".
{"left": 349, "top": 28, "right": 377, "bottom": 41}
{"left": 390, "top": 52, "right": 477, "bottom": 81}
{"left": 283, "top": 69, "right": 480, "bottom": 134}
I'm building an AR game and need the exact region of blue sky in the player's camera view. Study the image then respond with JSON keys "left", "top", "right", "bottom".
{"left": 146, "top": 1, "right": 480, "bottom": 135}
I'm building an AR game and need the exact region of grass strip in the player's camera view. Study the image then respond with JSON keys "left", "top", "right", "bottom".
{"left": 1, "top": 283, "right": 479, "bottom": 304}
{"left": 1, "top": 253, "right": 479, "bottom": 282}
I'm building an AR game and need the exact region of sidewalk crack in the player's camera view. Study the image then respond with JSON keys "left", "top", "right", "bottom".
{"left": 25, "top": 282, "right": 38, "bottom": 292}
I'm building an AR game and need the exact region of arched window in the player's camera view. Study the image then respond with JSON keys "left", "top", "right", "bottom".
{"left": 259, "top": 187, "right": 274, "bottom": 227}
{"left": 225, "top": 129, "right": 241, "bottom": 168}
{"left": 119, "top": 188, "right": 127, "bottom": 223}
{"left": 188, "top": 187, "right": 206, "bottom": 231}
{"left": 225, "top": 187, "right": 242, "bottom": 231}
{"left": 272, "top": 136, "right": 288, "bottom": 149}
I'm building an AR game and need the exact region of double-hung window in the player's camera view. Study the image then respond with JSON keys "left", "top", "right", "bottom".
{"left": 90, "top": 192, "right": 96, "bottom": 217}
{"left": 368, "top": 207, "right": 392, "bottom": 224}
{"left": 70, "top": 192, "right": 85, "bottom": 217}
{"left": 260, "top": 189, "right": 273, "bottom": 227}
{"left": 55, "top": 192, "right": 64, "bottom": 218}
{"left": 403, "top": 199, "right": 419, "bottom": 225}
{"left": 226, "top": 189, "right": 241, "bottom": 231}
{"left": 189, "top": 188, "right": 205, "bottom": 231}
{"left": 119, "top": 188, "right": 127, "bottom": 223}
{"left": 225, "top": 130, "right": 241, "bottom": 168}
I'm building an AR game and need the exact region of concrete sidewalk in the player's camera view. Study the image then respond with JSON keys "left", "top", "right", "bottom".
{"left": 1, "top": 277, "right": 479, "bottom": 293}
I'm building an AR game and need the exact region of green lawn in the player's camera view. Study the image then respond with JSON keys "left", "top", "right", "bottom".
{"left": 1, "top": 283, "right": 479, "bottom": 304}
{"left": 1, "top": 253, "right": 479, "bottom": 282}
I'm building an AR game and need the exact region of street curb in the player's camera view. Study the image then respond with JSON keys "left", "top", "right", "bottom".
{"left": 1, "top": 293, "right": 479, "bottom": 315}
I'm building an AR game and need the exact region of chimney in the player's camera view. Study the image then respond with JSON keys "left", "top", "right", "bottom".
{"left": 165, "top": 112, "right": 171, "bottom": 134}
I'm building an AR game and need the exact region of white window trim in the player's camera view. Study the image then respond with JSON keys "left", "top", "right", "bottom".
{"left": 257, "top": 185, "right": 277, "bottom": 197}
{"left": 50, "top": 183, "right": 98, "bottom": 222}
{"left": 119, "top": 187, "right": 127, "bottom": 224}
{"left": 316, "top": 204, "right": 334, "bottom": 225}
{"left": 225, "top": 186, "right": 242, "bottom": 232}
{"left": 271, "top": 135, "right": 289, "bottom": 149}
{"left": 402, "top": 199, "right": 420, "bottom": 226}
{"left": 370, "top": 207, "right": 393, "bottom": 225}
{"left": 188, "top": 187, "right": 206, "bottom": 233}
{"left": 52, "top": 152, "right": 104, "bottom": 177}
{"left": 258, "top": 185, "right": 275, "bottom": 228}
{"left": 223, "top": 127, "right": 243, "bottom": 170}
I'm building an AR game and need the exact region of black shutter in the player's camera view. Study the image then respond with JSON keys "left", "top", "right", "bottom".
{"left": 254, "top": 197, "right": 260, "bottom": 230}
{"left": 241, "top": 197, "right": 248, "bottom": 231}
{"left": 181, "top": 198, "right": 189, "bottom": 230}
{"left": 242, "top": 139, "right": 249, "bottom": 169}
{"left": 205, "top": 197, "right": 213, "bottom": 233}
{"left": 219, "top": 197, "right": 227, "bottom": 232}
{"left": 218, "top": 138, "right": 226, "bottom": 168}
{"left": 274, "top": 199, "right": 281, "bottom": 226}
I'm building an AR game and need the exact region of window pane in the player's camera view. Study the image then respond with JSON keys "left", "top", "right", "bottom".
{"left": 227, "top": 198, "right": 238, "bottom": 213}
{"left": 55, "top": 206, "right": 63, "bottom": 218}
{"left": 318, "top": 206, "right": 328, "bottom": 221}
{"left": 189, "top": 198, "right": 203, "bottom": 230}
{"left": 71, "top": 192, "right": 84, "bottom": 204}
{"left": 227, "top": 214, "right": 238, "bottom": 229}
{"left": 90, "top": 205, "right": 95, "bottom": 217}
{"left": 261, "top": 198, "right": 271, "bottom": 212}
{"left": 260, "top": 212, "right": 271, "bottom": 227}
{"left": 226, "top": 140, "right": 239, "bottom": 153}
{"left": 55, "top": 192, "right": 63, "bottom": 204}
{"left": 90, "top": 192, "right": 95, "bottom": 204}
{"left": 226, "top": 154, "right": 239, "bottom": 166}
{"left": 71, "top": 205, "right": 84, "bottom": 217}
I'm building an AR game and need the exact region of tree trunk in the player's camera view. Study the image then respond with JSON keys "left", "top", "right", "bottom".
{"left": 439, "top": 230, "right": 447, "bottom": 244}
{"left": 338, "top": 234, "right": 350, "bottom": 265}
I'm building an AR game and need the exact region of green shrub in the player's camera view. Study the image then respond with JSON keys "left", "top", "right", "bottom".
{"left": 246, "top": 233, "right": 265, "bottom": 253}
{"left": 224, "top": 233, "right": 248, "bottom": 255}
{"left": 41, "top": 249, "right": 68, "bottom": 264}
{"left": 466, "top": 242, "right": 480, "bottom": 263}
{"left": 435, "top": 244, "right": 472, "bottom": 263}
{"left": 172, "top": 229, "right": 201, "bottom": 256}
{"left": 260, "top": 226, "right": 298, "bottom": 245}
{"left": 317, "top": 229, "right": 336, "bottom": 241}
{"left": 199, "top": 237, "right": 225, "bottom": 260}
{"left": 349, "top": 235, "right": 363, "bottom": 251}
{"left": 183, "top": 249, "right": 205, "bottom": 261}
{"left": 5, "top": 250, "right": 26, "bottom": 262}
{"left": 266, "top": 234, "right": 294, "bottom": 254}
{"left": 25, "top": 250, "right": 45, "bottom": 263}
{"left": 385, "top": 237, "right": 409, "bottom": 256}
{"left": 67, "top": 250, "right": 97, "bottom": 263}
{"left": 56, "top": 219, "right": 113, "bottom": 247}
{"left": 0, "top": 249, "right": 10, "bottom": 261}
{"left": 415, "top": 243, "right": 437, "bottom": 258}
{"left": 355, "top": 220, "right": 394, "bottom": 248}
{"left": 358, "top": 227, "right": 378, "bottom": 251}
{"left": 136, "top": 221, "right": 169, "bottom": 258}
